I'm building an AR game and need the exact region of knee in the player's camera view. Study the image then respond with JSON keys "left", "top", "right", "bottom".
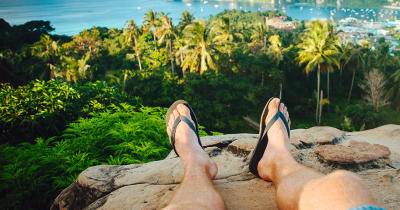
{"left": 328, "top": 170, "right": 362, "bottom": 184}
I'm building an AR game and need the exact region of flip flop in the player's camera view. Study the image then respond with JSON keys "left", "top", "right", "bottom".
{"left": 166, "top": 100, "right": 204, "bottom": 157}
{"left": 249, "top": 97, "right": 291, "bottom": 177}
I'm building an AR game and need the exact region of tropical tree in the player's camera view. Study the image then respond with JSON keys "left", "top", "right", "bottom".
{"left": 155, "top": 14, "right": 177, "bottom": 75}
{"left": 268, "top": 35, "right": 291, "bottom": 97}
{"left": 174, "top": 36, "right": 186, "bottom": 66}
{"left": 359, "top": 38, "right": 375, "bottom": 71}
{"left": 388, "top": 69, "right": 400, "bottom": 114}
{"left": 123, "top": 19, "right": 142, "bottom": 70}
{"left": 181, "top": 19, "right": 217, "bottom": 74}
{"left": 296, "top": 19, "right": 340, "bottom": 125}
{"left": 52, "top": 52, "right": 91, "bottom": 85}
{"left": 338, "top": 42, "right": 352, "bottom": 93}
{"left": 31, "top": 34, "right": 59, "bottom": 80}
{"left": 250, "top": 22, "right": 270, "bottom": 53}
{"left": 344, "top": 46, "right": 364, "bottom": 106}
{"left": 143, "top": 9, "right": 159, "bottom": 42}
{"left": 377, "top": 43, "right": 393, "bottom": 72}
{"left": 178, "top": 11, "right": 195, "bottom": 31}
{"left": 212, "top": 16, "right": 244, "bottom": 44}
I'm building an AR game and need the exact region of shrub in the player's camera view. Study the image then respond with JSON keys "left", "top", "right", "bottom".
{"left": 0, "top": 80, "right": 140, "bottom": 145}
{"left": 0, "top": 103, "right": 220, "bottom": 209}
{"left": 343, "top": 105, "right": 388, "bottom": 130}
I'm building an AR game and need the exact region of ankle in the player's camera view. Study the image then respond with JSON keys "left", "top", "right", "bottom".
{"left": 258, "top": 150, "right": 297, "bottom": 181}
{"left": 185, "top": 157, "right": 218, "bottom": 179}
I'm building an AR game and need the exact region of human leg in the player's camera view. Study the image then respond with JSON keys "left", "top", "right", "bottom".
{"left": 163, "top": 104, "right": 225, "bottom": 210}
{"left": 257, "top": 98, "right": 380, "bottom": 210}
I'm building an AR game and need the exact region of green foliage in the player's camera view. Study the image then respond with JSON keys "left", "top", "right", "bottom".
{"left": 0, "top": 104, "right": 169, "bottom": 209}
{"left": 0, "top": 103, "right": 222, "bottom": 209}
{"left": 0, "top": 80, "right": 140, "bottom": 145}
{"left": 127, "top": 70, "right": 252, "bottom": 131}
{"left": 343, "top": 105, "right": 388, "bottom": 130}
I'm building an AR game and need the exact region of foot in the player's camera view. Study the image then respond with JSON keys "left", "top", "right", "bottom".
{"left": 257, "top": 98, "right": 294, "bottom": 181}
{"left": 167, "top": 104, "right": 218, "bottom": 179}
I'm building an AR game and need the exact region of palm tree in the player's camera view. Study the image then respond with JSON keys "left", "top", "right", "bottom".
{"left": 359, "top": 38, "right": 375, "bottom": 71}
{"left": 338, "top": 42, "right": 352, "bottom": 93}
{"left": 250, "top": 22, "right": 269, "bottom": 53}
{"left": 268, "top": 35, "right": 291, "bottom": 98}
{"left": 181, "top": 19, "right": 217, "bottom": 74}
{"left": 296, "top": 19, "right": 340, "bottom": 125}
{"left": 344, "top": 46, "right": 364, "bottom": 106}
{"left": 155, "top": 14, "right": 177, "bottom": 75}
{"left": 212, "top": 16, "right": 244, "bottom": 44}
{"left": 388, "top": 69, "right": 400, "bottom": 114}
{"left": 123, "top": 19, "right": 142, "bottom": 70}
{"left": 31, "top": 34, "right": 59, "bottom": 80}
{"left": 174, "top": 36, "right": 186, "bottom": 66}
{"left": 143, "top": 9, "right": 159, "bottom": 42}
{"left": 179, "top": 11, "right": 195, "bottom": 31}
{"left": 377, "top": 43, "right": 393, "bottom": 72}
{"left": 212, "top": 16, "right": 243, "bottom": 59}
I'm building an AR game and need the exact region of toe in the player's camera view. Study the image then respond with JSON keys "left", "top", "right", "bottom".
{"left": 173, "top": 110, "right": 179, "bottom": 119}
{"left": 279, "top": 102, "right": 285, "bottom": 113}
{"left": 177, "top": 104, "right": 191, "bottom": 120}
{"left": 167, "top": 127, "right": 172, "bottom": 138}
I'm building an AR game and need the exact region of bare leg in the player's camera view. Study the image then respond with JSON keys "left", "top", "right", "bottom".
{"left": 258, "top": 98, "right": 380, "bottom": 210}
{"left": 164, "top": 104, "right": 225, "bottom": 210}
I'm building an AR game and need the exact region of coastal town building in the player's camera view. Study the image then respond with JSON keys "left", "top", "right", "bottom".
{"left": 337, "top": 17, "right": 399, "bottom": 52}
{"left": 265, "top": 16, "right": 295, "bottom": 30}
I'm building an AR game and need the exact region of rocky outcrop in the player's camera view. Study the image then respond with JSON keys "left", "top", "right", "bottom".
{"left": 51, "top": 125, "right": 400, "bottom": 210}
{"left": 315, "top": 140, "right": 391, "bottom": 171}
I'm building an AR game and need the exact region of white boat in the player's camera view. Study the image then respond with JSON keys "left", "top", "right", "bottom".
{"left": 231, "top": 3, "right": 234, "bottom": 6}
{"left": 361, "top": 9, "right": 364, "bottom": 11}
{"left": 138, "top": 7, "right": 141, "bottom": 9}
{"left": 355, "top": 12, "right": 359, "bottom": 15}
{"left": 347, "top": 9, "right": 350, "bottom": 11}
{"left": 310, "top": 8, "right": 313, "bottom": 10}
{"left": 204, "top": 1, "right": 208, "bottom": 4}
{"left": 201, "top": 7, "right": 203, "bottom": 11}
{"left": 215, "top": 5, "right": 219, "bottom": 8}
{"left": 361, "top": 15, "right": 365, "bottom": 17}
{"left": 187, "top": 3, "right": 191, "bottom": 6}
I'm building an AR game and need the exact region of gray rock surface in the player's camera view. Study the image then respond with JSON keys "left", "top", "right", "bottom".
{"left": 51, "top": 125, "right": 400, "bottom": 210}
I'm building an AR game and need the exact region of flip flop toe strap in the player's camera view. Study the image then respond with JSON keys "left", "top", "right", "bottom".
{"left": 262, "top": 111, "right": 290, "bottom": 140}
{"left": 170, "top": 115, "right": 200, "bottom": 157}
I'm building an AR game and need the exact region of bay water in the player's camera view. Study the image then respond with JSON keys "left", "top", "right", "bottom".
{"left": 1, "top": 0, "right": 399, "bottom": 36}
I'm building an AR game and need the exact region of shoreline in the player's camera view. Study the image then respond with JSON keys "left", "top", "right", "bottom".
{"left": 383, "top": 5, "right": 400, "bottom": 9}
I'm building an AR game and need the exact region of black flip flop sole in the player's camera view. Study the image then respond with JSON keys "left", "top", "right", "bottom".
{"left": 249, "top": 97, "right": 275, "bottom": 177}
{"left": 165, "top": 100, "right": 203, "bottom": 156}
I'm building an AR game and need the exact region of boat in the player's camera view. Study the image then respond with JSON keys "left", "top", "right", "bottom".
{"left": 187, "top": 3, "right": 191, "bottom": 6}
{"left": 310, "top": 8, "right": 313, "bottom": 10}
{"left": 361, "top": 15, "right": 365, "bottom": 17}
{"left": 318, "top": 12, "right": 322, "bottom": 15}
{"left": 355, "top": 12, "right": 358, "bottom": 15}
{"left": 300, "top": 7, "right": 303, "bottom": 11}
{"left": 201, "top": 7, "right": 203, "bottom": 11}
{"left": 361, "top": 9, "right": 364, "bottom": 11}
{"left": 330, "top": 12, "right": 334, "bottom": 16}
{"left": 282, "top": 6, "right": 285, "bottom": 9}
{"left": 283, "top": 10, "right": 286, "bottom": 12}
{"left": 347, "top": 9, "right": 350, "bottom": 11}
{"left": 204, "top": 1, "right": 208, "bottom": 3}
{"left": 138, "top": 7, "right": 141, "bottom": 9}
{"left": 215, "top": 5, "right": 219, "bottom": 8}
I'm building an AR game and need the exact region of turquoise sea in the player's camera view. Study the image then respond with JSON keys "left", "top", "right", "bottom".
{"left": 1, "top": 0, "right": 400, "bottom": 36}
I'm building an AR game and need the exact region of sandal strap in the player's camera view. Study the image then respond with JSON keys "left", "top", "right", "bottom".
{"left": 261, "top": 111, "right": 290, "bottom": 141}
{"left": 170, "top": 115, "right": 200, "bottom": 157}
